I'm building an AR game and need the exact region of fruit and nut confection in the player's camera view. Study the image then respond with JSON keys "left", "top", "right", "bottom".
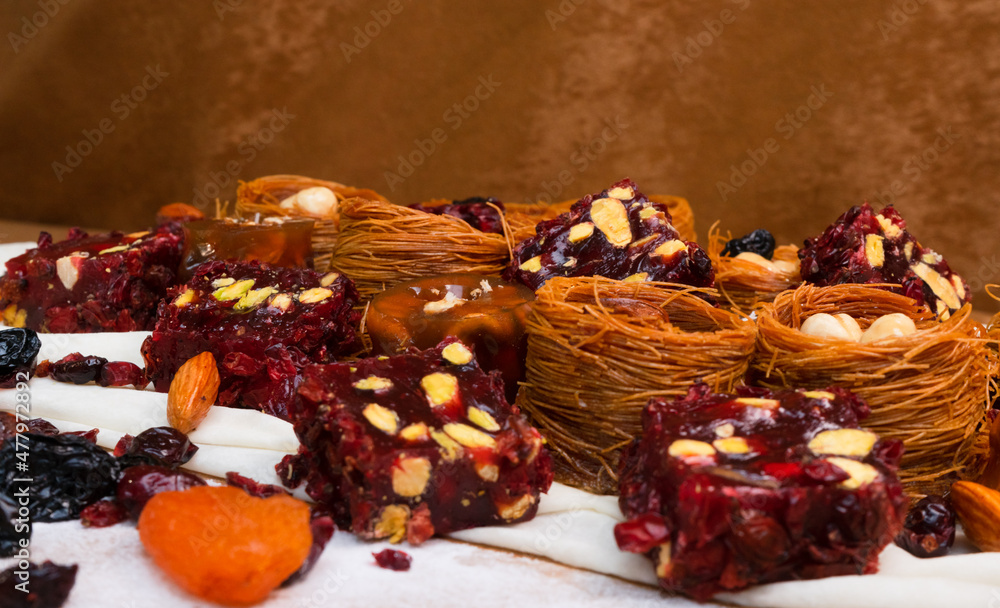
{"left": 615, "top": 384, "right": 907, "bottom": 600}
{"left": 0, "top": 176, "right": 998, "bottom": 607}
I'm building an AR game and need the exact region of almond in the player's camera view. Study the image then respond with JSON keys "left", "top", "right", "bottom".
{"left": 167, "top": 352, "right": 220, "bottom": 434}
{"left": 951, "top": 481, "right": 1000, "bottom": 552}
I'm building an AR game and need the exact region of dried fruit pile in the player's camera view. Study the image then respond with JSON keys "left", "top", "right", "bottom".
{"left": 504, "top": 178, "right": 714, "bottom": 290}
{"left": 799, "top": 203, "right": 971, "bottom": 318}
{"left": 141, "top": 260, "right": 359, "bottom": 419}
{"left": 0, "top": 227, "right": 184, "bottom": 332}
{"left": 615, "top": 384, "right": 908, "bottom": 600}
{"left": 282, "top": 338, "right": 553, "bottom": 544}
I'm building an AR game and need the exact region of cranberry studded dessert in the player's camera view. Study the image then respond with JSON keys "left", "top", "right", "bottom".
{"left": 504, "top": 179, "right": 714, "bottom": 291}
{"left": 282, "top": 338, "right": 553, "bottom": 544}
{"left": 615, "top": 384, "right": 907, "bottom": 601}
{"left": 799, "top": 203, "right": 971, "bottom": 318}
{"left": 0, "top": 227, "right": 183, "bottom": 332}
{"left": 141, "top": 260, "right": 359, "bottom": 419}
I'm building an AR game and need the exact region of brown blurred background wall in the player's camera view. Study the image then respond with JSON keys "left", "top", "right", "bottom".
{"left": 1, "top": 0, "right": 998, "bottom": 310}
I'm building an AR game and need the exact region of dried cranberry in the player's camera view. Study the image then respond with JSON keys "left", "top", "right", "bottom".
{"left": 116, "top": 464, "right": 206, "bottom": 520}
{"left": 24, "top": 419, "right": 60, "bottom": 437}
{"left": 97, "top": 361, "right": 147, "bottom": 388}
{"left": 226, "top": 472, "right": 289, "bottom": 498}
{"left": 895, "top": 495, "right": 955, "bottom": 558}
{"left": 613, "top": 513, "right": 670, "bottom": 554}
{"left": 116, "top": 426, "right": 197, "bottom": 469}
{"left": 48, "top": 353, "right": 108, "bottom": 385}
{"left": 0, "top": 433, "right": 120, "bottom": 522}
{"left": 61, "top": 428, "right": 99, "bottom": 444}
{"left": 80, "top": 499, "right": 128, "bottom": 528}
{"left": 0, "top": 500, "right": 28, "bottom": 558}
{"left": 0, "top": 328, "right": 41, "bottom": 389}
{"left": 721, "top": 229, "right": 776, "bottom": 259}
{"left": 372, "top": 549, "right": 412, "bottom": 571}
{"left": 0, "top": 561, "right": 77, "bottom": 608}
{"left": 282, "top": 509, "right": 336, "bottom": 586}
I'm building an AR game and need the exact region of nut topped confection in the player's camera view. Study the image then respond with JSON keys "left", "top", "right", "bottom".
{"left": 503, "top": 178, "right": 714, "bottom": 291}
{"left": 281, "top": 338, "right": 552, "bottom": 544}
{"left": 615, "top": 383, "right": 907, "bottom": 601}
{"left": 0, "top": 227, "right": 183, "bottom": 332}
{"left": 409, "top": 197, "right": 506, "bottom": 234}
{"left": 799, "top": 203, "right": 971, "bottom": 318}
{"left": 141, "top": 260, "right": 359, "bottom": 419}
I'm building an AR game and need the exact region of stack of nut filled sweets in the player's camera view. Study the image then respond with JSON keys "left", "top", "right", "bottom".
{"left": 1, "top": 173, "right": 998, "bottom": 606}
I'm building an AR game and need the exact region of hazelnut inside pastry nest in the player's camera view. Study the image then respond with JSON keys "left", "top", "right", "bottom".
{"left": 707, "top": 222, "right": 801, "bottom": 313}
{"left": 753, "top": 283, "right": 999, "bottom": 497}
{"left": 330, "top": 198, "right": 510, "bottom": 301}
{"left": 517, "top": 276, "right": 756, "bottom": 494}
{"left": 235, "top": 174, "right": 389, "bottom": 271}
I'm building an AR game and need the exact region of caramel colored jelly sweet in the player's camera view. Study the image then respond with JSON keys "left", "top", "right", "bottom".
{"left": 180, "top": 218, "right": 314, "bottom": 280}
{"left": 367, "top": 275, "right": 534, "bottom": 402}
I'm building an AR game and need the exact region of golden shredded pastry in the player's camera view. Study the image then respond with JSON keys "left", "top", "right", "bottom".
{"left": 707, "top": 222, "right": 801, "bottom": 313}
{"left": 753, "top": 283, "right": 999, "bottom": 497}
{"left": 517, "top": 276, "right": 756, "bottom": 494}
{"left": 235, "top": 174, "right": 389, "bottom": 271}
{"left": 331, "top": 198, "right": 509, "bottom": 301}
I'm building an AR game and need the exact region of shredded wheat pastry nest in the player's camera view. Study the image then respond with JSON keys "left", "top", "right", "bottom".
{"left": 753, "top": 283, "right": 999, "bottom": 497}
{"left": 706, "top": 222, "right": 801, "bottom": 313}
{"left": 235, "top": 174, "right": 388, "bottom": 271}
{"left": 517, "top": 276, "right": 756, "bottom": 494}
{"left": 330, "top": 198, "right": 511, "bottom": 301}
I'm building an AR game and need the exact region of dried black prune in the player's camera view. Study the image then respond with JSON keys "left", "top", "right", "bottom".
{"left": 0, "top": 433, "right": 120, "bottom": 522}
{"left": 0, "top": 328, "right": 41, "bottom": 389}
{"left": 721, "top": 229, "right": 776, "bottom": 259}
{"left": 115, "top": 426, "right": 197, "bottom": 469}
{"left": 895, "top": 495, "right": 955, "bottom": 558}
{"left": 0, "top": 499, "right": 29, "bottom": 558}
{"left": 0, "top": 560, "right": 77, "bottom": 608}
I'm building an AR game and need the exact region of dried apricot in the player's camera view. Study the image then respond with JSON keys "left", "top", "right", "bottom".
{"left": 138, "top": 486, "right": 312, "bottom": 606}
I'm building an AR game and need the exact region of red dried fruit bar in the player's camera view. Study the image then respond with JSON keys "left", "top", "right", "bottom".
{"left": 616, "top": 383, "right": 907, "bottom": 601}
{"left": 504, "top": 178, "right": 714, "bottom": 291}
{"left": 799, "top": 203, "right": 971, "bottom": 318}
{"left": 0, "top": 227, "right": 183, "bottom": 332}
{"left": 141, "top": 260, "right": 359, "bottom": 419}
{"left": 283, "top": 338, "right": 552, "bottom": 544}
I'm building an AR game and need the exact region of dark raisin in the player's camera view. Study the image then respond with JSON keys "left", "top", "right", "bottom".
{"left": 116, "top": 464, "right": 206, "bottom": 520}
{"left": 226, "top": 471, "right": 288, "bottom": 498}
{"left": 48, "top": 353, "right": 108, "bottom": 385}
{"left": 895, "top": 495, "right": 955, "bottom": 558}
{"left": 282, "top": 508, "right": 336, "bottom": 586}
{"left": 0, "top": 433, "right": 120, "bottom": 522}
{"left": 721, "top": 229, "right": 776, "bottom": 259}
{"left": 0, "top": 328, "right": 41, "bottom": 389}
{"left": 0, "top": 561, "right": 77, "bottom": 608}
{"left": 115, "top": 426, "right": 197, "bottom": 469}
{"left": 372, "top": 549, "right": 412, "bottom": 571}
{"left": 97, "top": 361, "right": 147, "bottom": 388}
{"left": 80, "top": 498, "right": 128, "bottom": 528}
{"left": 24, "top": 419, "right": 60, "bottom": 437}
{"left": 0, "top": 500, "right": 29, "bottom": 558}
